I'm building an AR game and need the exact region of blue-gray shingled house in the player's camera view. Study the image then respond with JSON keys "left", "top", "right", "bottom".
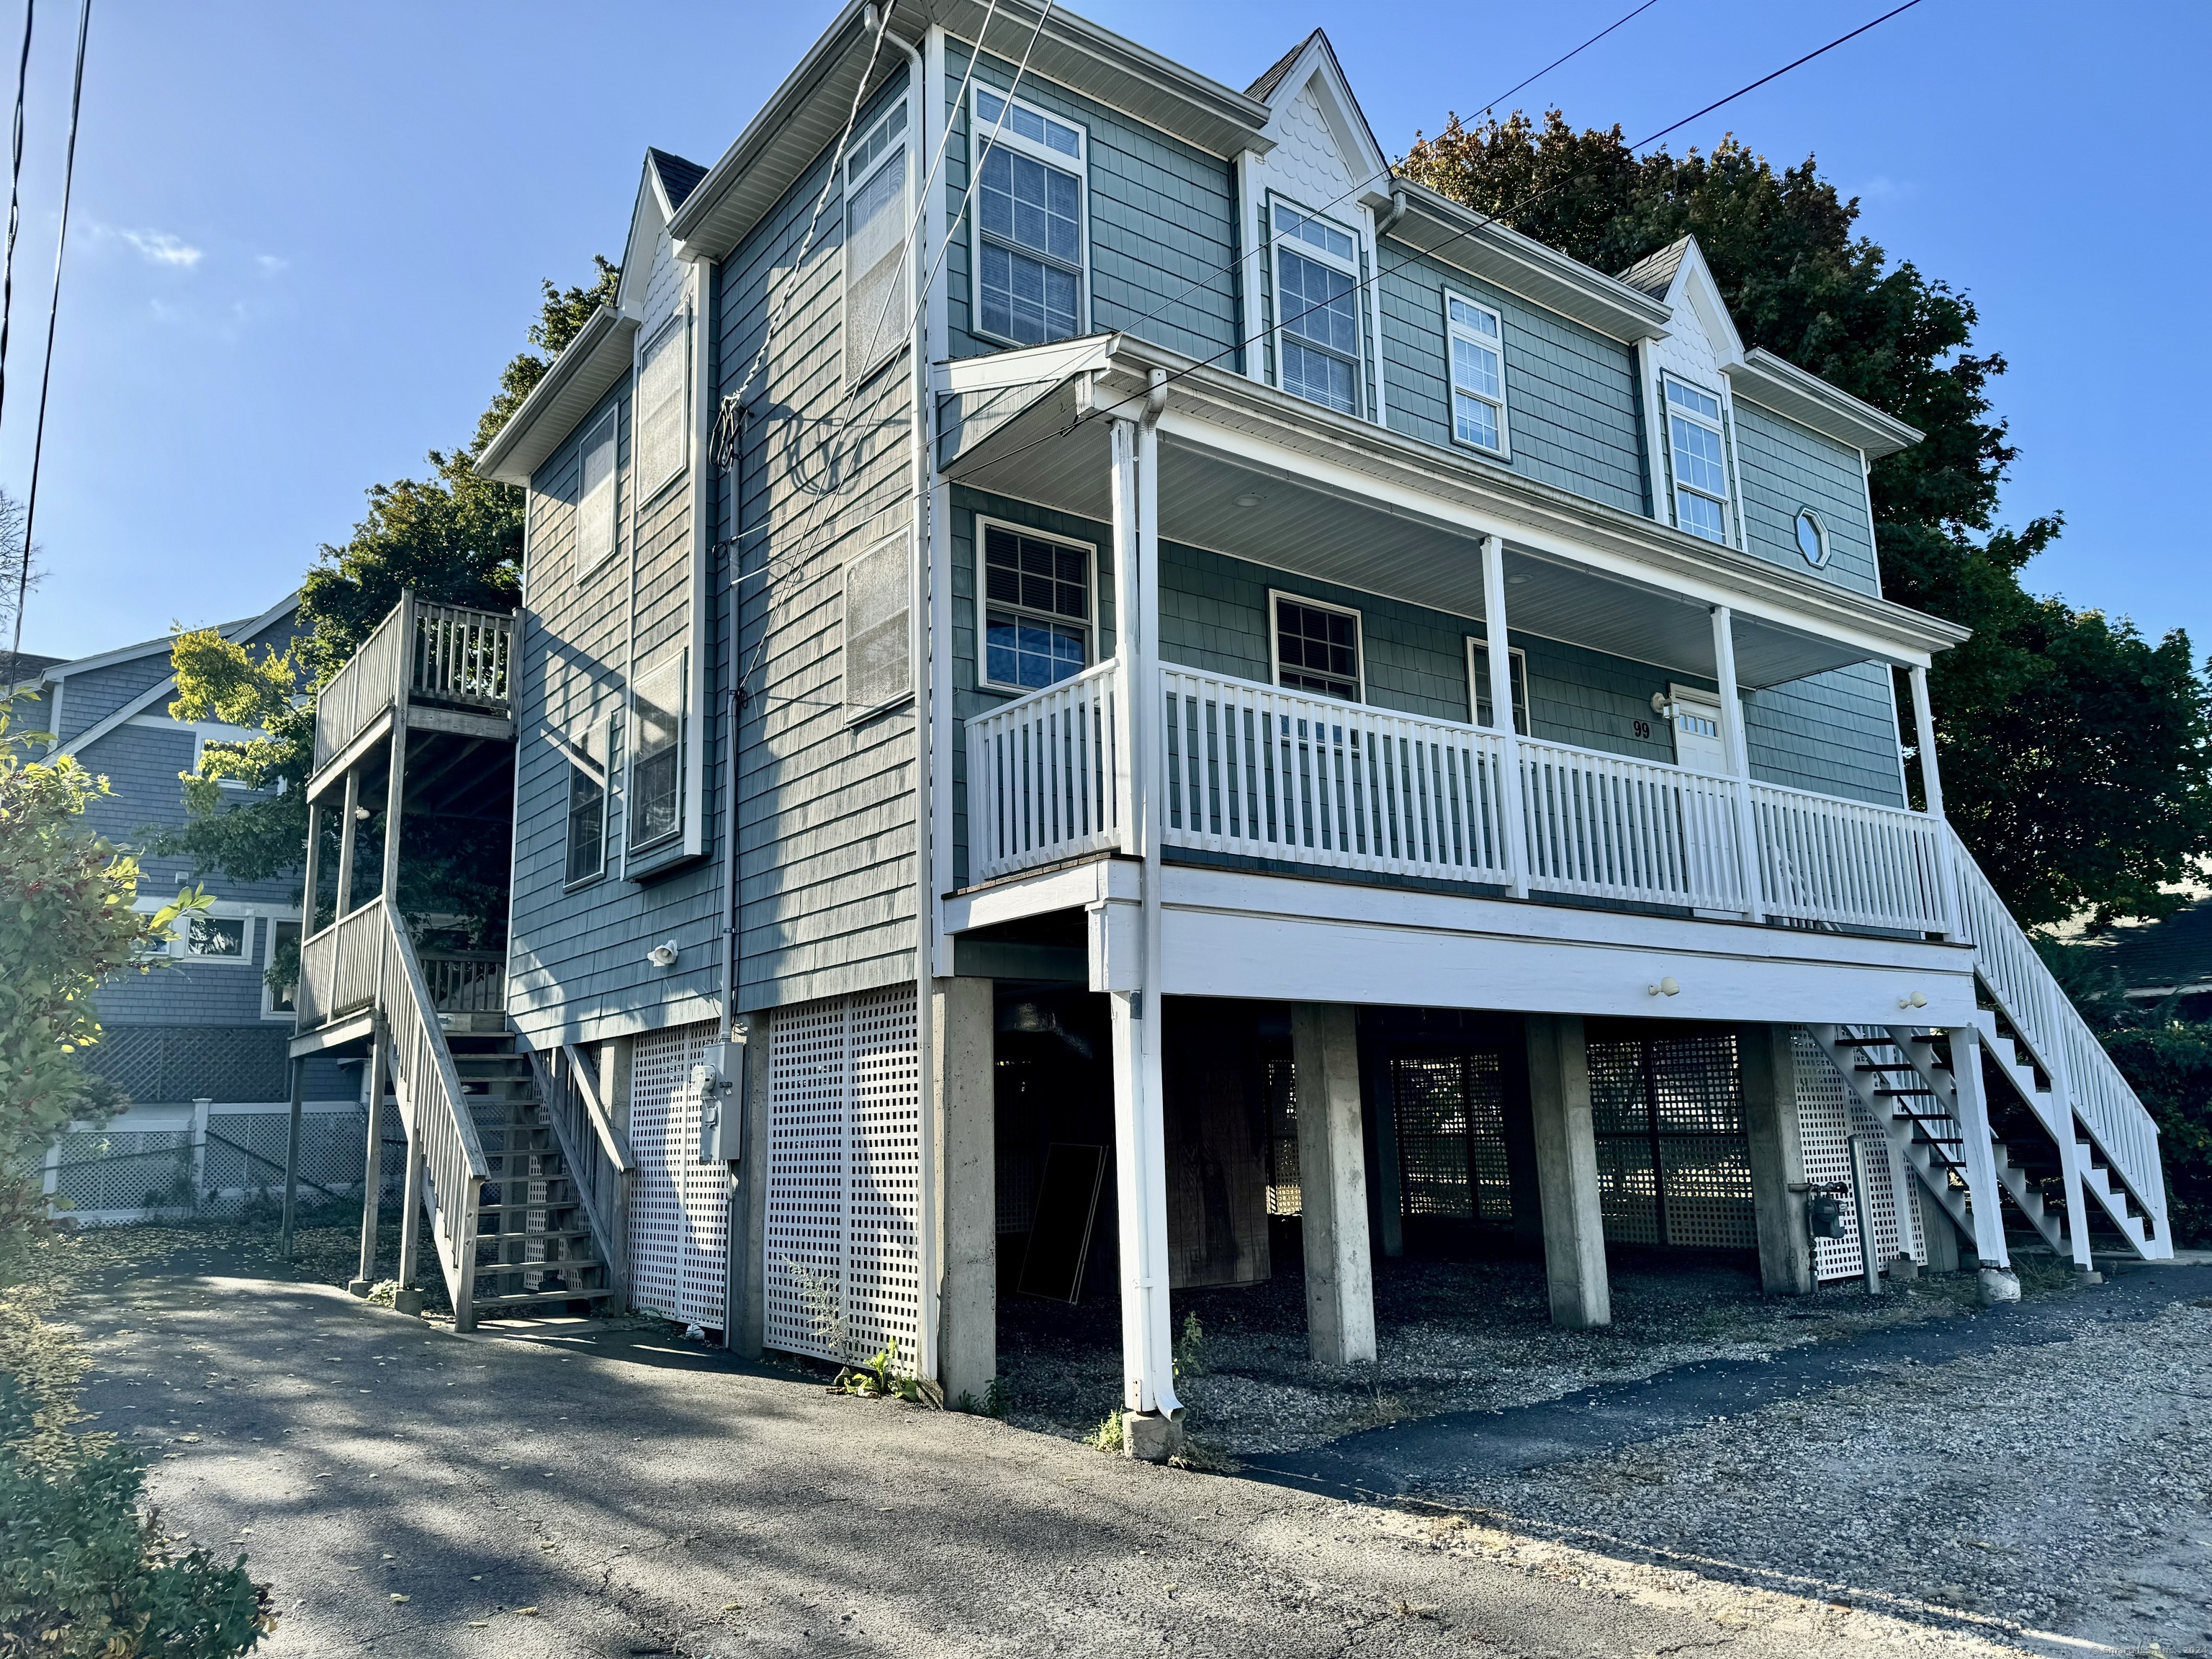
{"left": 12, "top": 598, "right": 364, "bottom": 1220}
{"left": 284, "top": 3, "right": 2171, "bottom": 1457}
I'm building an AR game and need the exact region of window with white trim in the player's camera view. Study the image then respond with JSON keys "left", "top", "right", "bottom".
{"left": 627, "top": 655, "right": 685, "bottom": 854}
{"left": 971, "top": 86, "right": 1086, "bottom": 347}
{"left": 845, "top": 100, "right": 910, "bottom": 376}
{"left": 576, "top": 407, "right": 618, "bottom": 575}
{"left": 1445, "top": 294, "right": 1507, "bottom": 453}
{"left": 1273, "top": 202, "right": 1362, "bottom": 417}
{"left": 263, "top": 918, "right": 301, "bottom": 1017}
{"left": 185, "top": 914, "right": 249, "bottom": 960}
{"left": 1272, "top": 593, "right": 1362, "bottom": 701}
{"left": 1467, "top": 641, "right": 1529, "bottom": 733}
{"left": 565, "top": 721, "right": 608, "bottom": 886}
{"left": 979, "top": 520, "right": 1092, "bottom": 693}
{"left": 845, "top": 533, "right": 912, "bottom": 711}
{"left": 635, "top": 311, "right": 688, "bottom": 497}
{"left": 1664, "top": 376, "right": 1731, "bottom": 544}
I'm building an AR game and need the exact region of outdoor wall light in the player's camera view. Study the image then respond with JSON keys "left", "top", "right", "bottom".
{"left": 354, "top": 806, "right": 372, "bottom": 820}
{"left": 647, "top": 940, "right": 680, "bottom": 968}
{"left": 1647, "top": 976, "right": 1681, "bottom": 997}
{"left": 1897, "top": 989, "right": 1928, "bottom": 1010}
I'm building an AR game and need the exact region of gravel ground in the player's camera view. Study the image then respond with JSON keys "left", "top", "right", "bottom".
{"left": 1421, "top": 1274, "right": 2212, "bottom": 1655}
{"left": 1000, "top": 1248, "right": 2031, "bottom": 1456}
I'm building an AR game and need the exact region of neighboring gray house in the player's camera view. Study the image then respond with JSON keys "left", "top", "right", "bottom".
{"left": 292, "top": 5, "right": 2170, "bottom": 1455}
{"left": 12, "top": 598, "right": 361, "bottom": 1219}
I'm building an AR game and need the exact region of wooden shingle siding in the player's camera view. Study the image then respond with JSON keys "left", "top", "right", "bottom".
{"left": 943, "top": 42, "right": 1239, "bottom": 365}
{"left": 719, "top": 72, "right": 920, "bottom": 1015}
{"left": 1731, "top": 397, "right": 1879, "bottom": 597}
{"left": 1378, "top": 245, "right": 1649, "bottom": 516}
{"left": 1746, "top": 662, "right": 1906, "bottom": 808}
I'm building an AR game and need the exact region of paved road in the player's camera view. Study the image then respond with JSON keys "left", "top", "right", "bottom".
{"left": 77, "top": 1262, "right": 2053, "bottom": 1658}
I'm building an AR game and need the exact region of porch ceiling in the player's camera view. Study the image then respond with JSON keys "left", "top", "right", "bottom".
{"left": 942, "top": 371, "right": 1891, "bottom": 689}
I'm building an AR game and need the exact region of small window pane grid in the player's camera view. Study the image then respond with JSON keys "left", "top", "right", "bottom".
{"left": 577, "top": 410, "right": 618, "bottom": 573}
{"left": 628, "top": 656, "right": 685, "bottom": 850}
{"left": 846, "top": 102, "right": 909, "bottom": 374}
{"left": 974, "top": 88, "right": 1083, "bottom": 349}
{"left": 186, "top": 916, "right": 248, "bottom": 958}
{"left": 1792, "top": 1029, "right": 1926, "bottom": 1280}
{"left": 1665, "top": 377, "right": 1730, "bottom": 546}
{"left": 1277, "top": 246, "right": 1359, "bottom": 415}
{"left": 1393, "top": 1052, "right": 1512, "bottom": 1223}
{"left": 1447, "top": 296, "right": 1505, "bottom": 451}
{"left": 845, "top": 535, "right": 912, "bottom": 710}
{"left": 1274, "top": 202, "right": 1356, "bottom": 263}
{"left": 565, "top": 751, "right": 606, "bottom": 885}
{"left": 1264, "top": 1058, "right": 1300, "bottom": 1216}
{"left": 635, "top": 315, "right": 688, "bottom": 495}
{"left": 1275, "top": 598, "right": 1359, "bottom": 701}
{"left": 975, "top": 86, "right": 1080, "bottom": 156}
{"left": 764, "top": 988, "right": 923, "bottom": 1370}
{"left": 1588, "top": 1030, "right": 1756, "bottom": 1250}
{"left": 983, "top": 523, "right": 1089, "bottom": 691}
{"left": 626, "top": 1020, "right": 732, "bottom": 1331}
{"left": 1469, "top": 643, "right": 1530, "bottom": 734}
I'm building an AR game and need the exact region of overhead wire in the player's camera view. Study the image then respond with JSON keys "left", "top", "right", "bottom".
{"left": 1472, "top": 0, "right": 1664, "bottom": 122}
{"left": 953, "top": 0, "right": 1927, "bottom": 494}
{"left": 0, "top": 0, "right": 32, "bottom": 430}
{"left": 10, "top": 0, "right": 83, "bottom": 668}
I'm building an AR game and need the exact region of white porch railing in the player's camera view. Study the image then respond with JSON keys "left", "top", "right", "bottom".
{"left": 1750, "top": 781, "right": 1948, "bottom": 933}
{"left": 966, "top": 660, "right": 1123, "bottom": 884}
{"left": 1519, "top": 738, "right": 1744, "bottom": 912}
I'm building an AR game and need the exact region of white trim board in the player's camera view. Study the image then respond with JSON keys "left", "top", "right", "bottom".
{"left": 59, "top": 594, "right": 301, "bottom": 759}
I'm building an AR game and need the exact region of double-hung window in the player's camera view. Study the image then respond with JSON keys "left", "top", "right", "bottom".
{"left": 576, "top": 407, "right": 618, "bottom": 575}
{"left": 565, "top": 721, "right": 608, "bottom": 886}
{"left": 1446, "top": 295, "right": 1507, "bottom": 453}
{"left": 1664, "top": 376, "right": 1732, "bottom": 544}
{"left": 972, "top": 87, "right": 1085, "bottom": 347}
{"left": 627, "top": 655, "right": 685, "bottom": 855}
{"left": 980, "top": 521, "right": 1091, "bottom": 692}
{"left": 845, "top": 100, "right": 909, "bottom": 377}
{"left": 1272, "top": 593, "right": 1362, "bottom": 701}
{"left": 1273, "top": 202, "right": 1362, "bottom": 416}
{"left": 635, "top": 311, "right": 688, "bottom": 498}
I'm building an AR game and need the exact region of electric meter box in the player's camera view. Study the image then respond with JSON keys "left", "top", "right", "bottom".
{"left": 692, "top": 1039, "right": 746, "bottom": 1165}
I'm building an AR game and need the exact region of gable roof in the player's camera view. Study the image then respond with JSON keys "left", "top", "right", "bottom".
{"left": 476, "top": 305, "right": 640, "bottom": 485}
{"left": 1615, "top": 238, "right": 1689, "bottom": 302}
{"left": 1246, "top": 28, "right": 1391, "bottom": 208}
{"left": 41, "top": 592, "right": 302, "bottom": 757}
{"left": 647, "top": 148, "right": 709, "bottom": 214}
{"left": 1246, "top": 31, "right": 1316, "bottom": 102}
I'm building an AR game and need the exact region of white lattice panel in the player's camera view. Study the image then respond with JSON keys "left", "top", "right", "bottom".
{"left": 765, "top": 987, "right": 922, "bottom": 1370}
{"left": 627, "top": 1020, "right": 732, "bottom": 1329}
{"left": 1792, "top": 1029, "right": 1925, "bottom": 1281}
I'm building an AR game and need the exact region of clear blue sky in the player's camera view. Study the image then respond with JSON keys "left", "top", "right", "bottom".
{"left": 9, "top": 0, "right": 2206, "bottom": 665}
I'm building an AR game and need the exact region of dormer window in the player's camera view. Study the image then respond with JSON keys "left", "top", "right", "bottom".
{"left": 1664, "top": 376, "right": 1732, "bottom": 544}
{"left": 1272, "top": 202, "right": 1362, "bottom": 417}
{"left": 971, "top": 86, "right": 1087, "bottom": 348}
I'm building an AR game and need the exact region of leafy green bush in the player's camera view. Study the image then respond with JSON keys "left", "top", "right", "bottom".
{"left": 2103, "top": 1022, "right": 2212, "bottom": 1248}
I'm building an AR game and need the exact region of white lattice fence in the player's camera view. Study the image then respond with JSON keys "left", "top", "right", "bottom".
{"left": 1792, "top": 1029, "right": 1925, "bottom": 1280}
{"left": 765, "top": 986, "right": 922, "bottom": 1370}
{"left": 626, "top": 1021, "right": 732, "bottom": 1330}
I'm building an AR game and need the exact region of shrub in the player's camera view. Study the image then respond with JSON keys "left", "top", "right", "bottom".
{"left": 2102, "top": 1022, "right": 2212, "bottom": 1248}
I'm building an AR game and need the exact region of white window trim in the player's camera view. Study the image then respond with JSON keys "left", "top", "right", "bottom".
{"left": 575, "top": 405, "right": 621, "bottom": 580}
{"left": 1268, "top": 194, "right": 1367, "bottom": 421}
{"left": 1464, "top": 639, "right": 1529, "bottom": 733}
{"left": 260, "top": 914, "right": 303, "bottom": 1021}
{"left": 845, "top": 99, "right": 912, "bottom": 385}
{"left": 967, "top": 83, "right": 1089, "bottom": 350}
{"left": 1268, "top": 588, "right": 1366, "bottom": 703}
{"left": 634, "top": 307, "right": 691, "bottom": 508}
{"left": 1661, "top": 372, "right": 1733, "bottom": 544}
{"left": 1442, "top": 288, "right": 1510, "bottom": 458}
{"left": 562, "top": 717, "right": 611, "bottom": 891}
{"left": 622, "top": 650, "right": 688, "bottom": 871}
{"left": 180, "top": 909, "right": 255, "bottom": 965}
{"left": 1792, "top": 505, "right": 1833, "bottom": 569}
{"left": 843, "top": 529, "right": 914, "bottom": 721}
{"left": 974, "top": 516, "right": 1098, "bottom": 696}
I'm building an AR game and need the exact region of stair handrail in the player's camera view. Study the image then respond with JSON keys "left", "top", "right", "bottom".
{"left": 525, "top": 1041, "right": 632, "bottom": 1305}
{"left": 1943, "top": 824, "right": 2169, "bottom": 1240}
{"left": 373, "top": 899, "right": 490, "bottom": 1326}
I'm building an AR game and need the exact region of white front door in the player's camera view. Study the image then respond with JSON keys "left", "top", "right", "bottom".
{"left": 1668, "top": 692, "right": 1728, "bottom": 773}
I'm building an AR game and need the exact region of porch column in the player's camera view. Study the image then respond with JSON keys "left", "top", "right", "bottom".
{"left": 1478, "top": 535, "right": 1530, "bottom": 899}
{"left": 349, "top": 1022, "right": 389, "bottom": 1295}
{"left": 280, "top": 1058, "right": 305, "bottom": 1259}
{"left": 1290, "top": 1004, "right": 1377, "bottom": 1364}
{"left": 381, "top": 726, "right": 409, "bottom": 902}
{"left": 1941, "top": 1023, "right": 2013, "bottom": 1273}
{"left": 1737, "top": 1024, "right": 1812, "bottom": 1295}
{"left": 1709, "top": 606, "right": 1765, "bottom": 922}
{"left": 1910, "top": 663, "right": 1964, "bottom": 941}
{"left": 934, "top": 976, "right": 997, "bottom": 1408}
{"left": 300, "top": 800, "right": 325, "bottom": 938}
{"left": 1524, "top": 1014, "right": 1610, "bottom": 1328}
{"left": 335, "top": 768, "right": 361, "bottom": 918}
{"left": 1107, "top": 402, "right": 1180, "bottom": 1454}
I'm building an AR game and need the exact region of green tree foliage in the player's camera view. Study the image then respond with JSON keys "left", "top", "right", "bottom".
{"left": 1402, "top": 112, "right": 2212, "bottom": 927}
{"left": 0, "top": 698, "right": 202, "bottom": 1251}
{"left": 162, "top": 257, "right": 619, "bottom": 934}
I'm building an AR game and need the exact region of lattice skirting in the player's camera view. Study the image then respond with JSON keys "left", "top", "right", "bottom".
{"left": 1792, "top": 1028, "right": 1926, "bottom": 1280}
{"left": 765, "top": 986, "right": 922, "bottom": 1370}
{"left": 626, "top": 1020, "right": 733, "bottom": 1331}
{"left": 46, "top": 1102, "right": 392, "bottom": 1224}
{"left": 1588, "top": 1027, "right": 1758, "bottom": 1251}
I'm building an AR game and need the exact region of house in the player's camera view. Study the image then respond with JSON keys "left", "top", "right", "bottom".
{"left": 10, "top": 599, "right": 364, "bottom": 1221}
{"left": 289, "top": 4, "right": 2170, "bottom": 1455}
{"left": 2090, "top": 894, "right": 2212, "bottom": 1022}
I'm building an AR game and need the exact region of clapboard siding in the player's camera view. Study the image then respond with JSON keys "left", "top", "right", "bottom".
{"left": 943, "top": 40, "right": 1239, "bottom": 365}
{"left": 1732, "top": 396, "right": 1879, "bottom": 597}
{"left": 1378, "top": 245, "right": 1650, "bottom": 516}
